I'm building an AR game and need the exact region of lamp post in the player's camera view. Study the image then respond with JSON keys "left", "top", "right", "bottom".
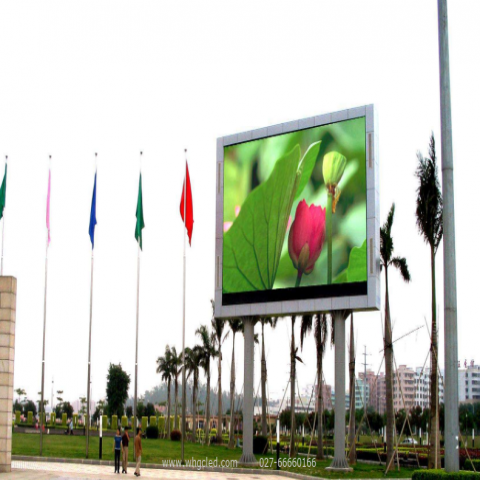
{"left": 276, "top": 419, "right": 280, "bottom": 470}
{"left": 99, "top": 409, "right": 103, "bottom": 460}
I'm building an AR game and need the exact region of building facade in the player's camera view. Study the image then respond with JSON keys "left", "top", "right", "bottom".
{"left": 459, "top": 362, "right": 480, "bottom": 403}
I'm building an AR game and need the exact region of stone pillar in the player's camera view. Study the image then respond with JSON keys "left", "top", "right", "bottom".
{"left": 239, "top": 317, "right": 257, "bottom": 465}
{"left": 327, "top": 310, "right": 352, "bottom": 472}
{"left": 0, "top": 277, "right": 16, "bottom": 473}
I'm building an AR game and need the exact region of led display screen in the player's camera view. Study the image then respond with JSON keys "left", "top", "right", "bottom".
{"left": 222, "top": 116, "right": 367, "bottom": 305}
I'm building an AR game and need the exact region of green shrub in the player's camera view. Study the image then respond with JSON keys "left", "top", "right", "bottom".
{"left": 111, "top": 415, "right": 118, "bottom": 431}
{"left": 131, "top": 416, "right": 136, "bottom": 430}
{"left": 121, "top": 416, "right": 128, "bottom": 428}
{"left": 149, "top": 416, "right": 157, "bottom": 427}
{"left": 146, "top": 425, "right": 159, "bottom": 439}
{"left": 464, "top": 460, "right": 480, "bottom": 472}
{"left": 62, "top": 413, "right": 67, "bottom": 427}
{"left": 170, "top": 429, "right": 181, "bottom": 441}
{"left": 158, "top": 416, "right": 165, "bottom": 432}
{"left": 50, "top": 412, "right": 56, "bottom": 426}
{"left": 412, "top": 470, "right": 480, "bottom": 479}
{"left": 253, "top": 435, "right": 269, "bottom": 454}
{"left": 27, "top": 411, "right": 33, "bottom": 425}
{"left": 102, "top": 415, "right": 108, "bottom": 430}
{"left": 141, "top": 416, "right": 148, "bottom": 433}
{"left": 73, "top": 414, "right": 78, "bottom": 427}
{"left": 210, "top": 428, "right": 217, "bottom": 436}
{"left": 15, "top": 411, "right": 21, "bottom": 425}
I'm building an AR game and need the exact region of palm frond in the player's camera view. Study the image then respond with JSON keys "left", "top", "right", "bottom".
{"left": 390, "top": 256, "right": 411, "bottom": 282}
{"left": 300, "top": 314, "right": 313, "bottom": 350}
{"left": 380, "top": 204, "right": 395, "bottom": 265}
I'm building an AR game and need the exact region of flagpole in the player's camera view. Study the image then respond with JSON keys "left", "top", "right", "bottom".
{"left": 133, "top": 152, "right": 142, "bottom": 461}
{"left": 40, "top": 156, "right": 51, "bottom": 456}
{"left": 86, "top": 153, "right": 97, "bottom": 459}
{"left": 181, "top": 149, "right": 187, "bottom": 465}
{"left": 1, "top": 155, "right": 7, "bottom": 276}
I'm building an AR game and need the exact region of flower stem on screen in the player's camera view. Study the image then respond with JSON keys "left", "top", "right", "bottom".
{"left": 295, "top": 272, "right": 302, "bottom": 288}
{"left": 326, "top": 192, "right": 333, "bottom": 284}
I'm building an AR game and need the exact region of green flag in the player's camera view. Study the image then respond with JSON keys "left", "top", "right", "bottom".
{"left": 0, "top": 164, "right": 6, "bottom": 220}
{"left": 135, "top": 173, "right": 145, "bottom": 249}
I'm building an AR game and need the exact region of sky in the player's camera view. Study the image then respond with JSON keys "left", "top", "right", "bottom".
{"left": 0, "top": 0, "right": 479, "bottom": 409}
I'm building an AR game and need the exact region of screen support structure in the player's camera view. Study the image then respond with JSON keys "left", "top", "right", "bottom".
{"left": 239, "top": 316, "right": 257, "bottom": 465}
{"left": 326, "top": 310, "right": 353, "bottom": 472}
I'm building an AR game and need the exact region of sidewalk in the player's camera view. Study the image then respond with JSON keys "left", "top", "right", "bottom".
{"left": 5, "top": 460, "right": 282, "bottom": 480}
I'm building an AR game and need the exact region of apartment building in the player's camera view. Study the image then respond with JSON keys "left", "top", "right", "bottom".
{"left": 459, "top": 362, "right": 480, "bottom": 403}
{"left": 393, "top": 365, "right": 416, "bottom": 411}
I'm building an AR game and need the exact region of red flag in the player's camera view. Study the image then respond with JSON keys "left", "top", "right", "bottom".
{"left": 180, "top": 162, "right": 194, "bottom": 245}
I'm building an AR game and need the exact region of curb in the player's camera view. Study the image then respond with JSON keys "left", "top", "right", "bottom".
{"left": 12, "top": 455, "right": 411, "bottom": 480}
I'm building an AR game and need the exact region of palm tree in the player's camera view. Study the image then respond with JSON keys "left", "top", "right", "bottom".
{"left": 415, "top": 134, "right": 443, "bottom": 469}
{"left": 289, "top": 315, "right": 303, "bottom": 458}
{"left": 227, "top": 318, "right": 243, "bottom": 449}
{"left": 169, "top": 347, "right": 182, "bottom": 431}
{"left": 380, "top": 204, "right": 411, "bottom": 471}
{"left": 260, "top": 317, "right": 276, "bottom": 437}
{"left": 156, "top": 345, "right": 173, "bottom": 437}
{"left": 184, "top": 346, "right": 202, "bottom": 442}
{"left": 196, "top": 324, "right": 218, "bottom": 444}
{"left": 300, "top": 313, "right": 329, "bottom": 460}
{"left": 211, "top": 305, "right": 228, "bottom": 444}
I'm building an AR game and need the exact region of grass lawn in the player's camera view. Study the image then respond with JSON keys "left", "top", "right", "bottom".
{"left": 12, "top": 432, "right": 415, "bottom": 479}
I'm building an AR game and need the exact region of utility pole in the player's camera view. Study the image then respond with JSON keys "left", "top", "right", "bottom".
{"left": 361, "top": 346, "right": 369, "bottom": 412}
{"left": 437, "top": 0, "right": 459, "bottom": 472}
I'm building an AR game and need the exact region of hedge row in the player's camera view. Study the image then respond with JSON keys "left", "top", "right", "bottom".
{"left": 412, "top": 470, "right": 480, "bottom": 479}
{"left": 464, "top": 460, "right": 480, "bottom": 472}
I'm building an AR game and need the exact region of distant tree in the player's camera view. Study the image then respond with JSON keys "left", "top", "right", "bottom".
{"left": 63, "top": 401, "right": 74, "bottom": 419}
{"left": 126, "top": 406, "right": 133, "bottom": 418}
{"left": 13, "top": 399, "right": 23, "bottom": 414}
{"left": 92, "top": 406, "right": 101, "bottom": 423}
{"left": 157, "top": 345, "right": 173, "bottom": 436}
{"left": 184, "top": 346, "right": 202, "bottom": 442}
{"left": 395, "top": 409, "right": 407, "bottom": 435}
{"left": 136, "top": 401, "right": 145, "bottom": 420}
{"left": 415, "top": 134, "right": 443, "bottom": 469}
{"left": 211, "top": 301, "right": 228, "bottom": 443}
{"left": 380, "top": 204, "right": 411, "bottom": 471}
{"left": 409, "top": 406, "right": 423, "bottom": 434}
{"left": 196, "top": 324, "right": 218, "bottom": 444}
{"left": 106, "top": 363, "right": 131, "bottom": 417}
{"left": 227, "top": 318, "right": 243, "bottom": 449}
{"left": 24, "top": 399, "right": 37, "bottom": 418}
{"left": 145, "top": 402, "right": 155, "bottom": 418}
{"left": 368, "top": 410, "right": 384, "bottom": 434}
{"left": 15, "top": 388, "right": 26, "bottom": 403}
{"left": 79, "top": 396, "right": 87, "bottom": 418}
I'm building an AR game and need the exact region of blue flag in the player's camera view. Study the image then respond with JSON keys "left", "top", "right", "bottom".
{"left": 89, "top": 173, "right": 97, "bottom": 248}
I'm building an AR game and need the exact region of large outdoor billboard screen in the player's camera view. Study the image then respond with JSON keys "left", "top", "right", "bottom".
{"left": 215, "top": 105, "right": 379, "bottom": 318}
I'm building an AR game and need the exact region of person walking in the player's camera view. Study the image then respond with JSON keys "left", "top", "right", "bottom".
{"left": 134, "top": 428, "right": 142, "bottom": 477}
{"left": 114, "top": 428, "right": 122, "bottom": 474}
{"left": 69, "top": 418, "right": 74, "bottom": 435}
{"left": 121, "top": 427, "right": 130, "bottom": 474}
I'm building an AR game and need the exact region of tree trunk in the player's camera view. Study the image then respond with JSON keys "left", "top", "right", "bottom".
{"left": 261, "top": 322, "right": 268, "bottom": 437}
{"left": 385, "top": 267, "right": 395, "bottom": 471}
{"left": 348, "top": 314, "right": 356, "bottom": 464}
{"left": 217, "top": 345, "right": 223, "bottom": 444}
{"left": 192, "top": 375, "right": 198, "bottom": 443}
{"left": 167, "top": 378, "right": 171, "bottom": 438}
{"left": 316, "top": 342, "right": 324, "bottom": 460}
{"left": 289, "top": 319, "right": 296, "bottom": 458}
{"left": 228, "top": 334, "right": 236, "bottom": 449}
{"left": 206, "top": 367, "right": 211, "bottom": 445}
{"left": 428, "top": 246, "right": 440, "bottom": 469}
{"left": 174, "top": 377, "right": 178, "bottom": 430}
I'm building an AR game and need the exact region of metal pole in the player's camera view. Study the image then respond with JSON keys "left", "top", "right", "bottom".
{"left": 437, "top": 0, "right": 459, "bottom": 472}
{"left": 181, "top": 150, "right": 187, "bottom": 464}
{"left": 39, "top": 231, "right": 49, "bottom": 455}
{"left": 133, "top": 242, "right": 140, "bottom": 457}
{"left": 86, "top": 250, "right": 94, "bottom": 457}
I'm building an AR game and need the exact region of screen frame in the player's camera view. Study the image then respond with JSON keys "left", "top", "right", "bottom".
{"left": 214, "top": 105, "right": 380, "bottom": 318}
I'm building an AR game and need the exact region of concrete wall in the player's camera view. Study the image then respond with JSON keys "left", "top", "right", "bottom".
{"left": 0, "top": 277, "right": 16, "bottom": 473}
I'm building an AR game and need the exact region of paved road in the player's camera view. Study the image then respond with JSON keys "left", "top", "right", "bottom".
{"left": 5, "top": 461, "right": 282, "bottom": 480}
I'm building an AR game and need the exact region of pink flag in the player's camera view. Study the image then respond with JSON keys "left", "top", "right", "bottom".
{"left": 46, "top": 170, "right": 51, "bottom": 244}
